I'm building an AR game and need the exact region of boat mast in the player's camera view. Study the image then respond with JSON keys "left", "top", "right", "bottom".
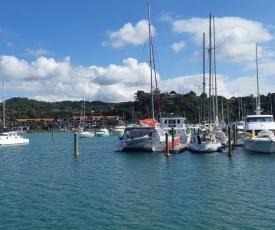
{"left": 208, "top": 12, "right": 212, "bottom": 125}
{"left": 83, "top": 90, "right": 86, "bottom": 129}
{"left": 203, "top": 32, "right": 206, "bottom": 124}
{"left": 3, "top": 78, "right": 5, "bottom": 129}
{"left": 213, "top": 15, "right": 218, "bottom": 122}
{"left": 148, "top": 4, "right": 154, "bottom": 119}
{"left": 255, "top": 45, "right": 261, "bottom": 115}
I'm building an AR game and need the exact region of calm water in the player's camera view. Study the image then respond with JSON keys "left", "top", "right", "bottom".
{"left": 0, "top": 132, "right": 275, "bottom": 229}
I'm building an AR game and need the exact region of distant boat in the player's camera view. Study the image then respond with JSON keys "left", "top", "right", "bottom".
{"left": 78, "top": 91, "right": 95, "bottom": 138}
{"left": 78, "top": 127, "right": 95, "bottom": 138}
{"left": 96, "top": 128, "right": 110, "bottom": 137}
{"left": 0, "top": 131, "right": 29, "bottom": 146}
{"left": 0, "top": 79, "right": 29, "bottom": 145}
{"left": 112, "top": 125, "right": 126, "bottom": 136}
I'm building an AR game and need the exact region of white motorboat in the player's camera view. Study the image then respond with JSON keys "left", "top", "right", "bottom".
{"left": 161, "top": 116, "right": 190, "bottom": 144}
{"left": 96, "top": 128, "right": 110, "bottom": 137}
{"left": 112, "top": 125, "right": 126, "bottom": 136}
{"left": 244, "top": 115, "right": 275, "bottom": 153}
{"left": 0, "top": 131, "right": 29, "bottom": 145}
{"left": 234, "top": 121, "right": 245, "bottom": 137}
{"left": 78, "top": 128, "right": 95, "bottom": 138}
{"left": 243, "top": 46, "right": 275, "bottom": 153}
{"left": 114, "top": 119, "right": 180, "bottom": 152}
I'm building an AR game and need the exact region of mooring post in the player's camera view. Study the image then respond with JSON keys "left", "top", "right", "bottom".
{"left": 74, "top": 132, "right": 79, "bottom": 156}
{"left": 228, "top": 126, "right": 232, "bottom": 157}
{"left": 172, "top": 126, "right": 175, "bottom": 149}
{"left": 165, "top": 132, "right": 170, "bottom": 156}
{"left": 52, "top": 129, "right": 54, "bottom": 141}
{"left": 232, "top": 124, "right": 237, "bottom": 145}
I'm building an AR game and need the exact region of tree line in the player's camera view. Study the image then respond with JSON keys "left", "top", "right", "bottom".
{"left": 1, "top": 90, "right": 275, "bottom": 127}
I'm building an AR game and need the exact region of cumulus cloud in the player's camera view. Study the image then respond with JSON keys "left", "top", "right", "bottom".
{"left": 172, "top": 16, "right": 273, "bottom": 62}
{"left": 104, "top": 20, "right": 156, "bottom": 48}
{"left": 171, "top": 41, "right": 186, "bottom": 52}
{"left": 0, "top": 55, "right": 161, "bottom": 103}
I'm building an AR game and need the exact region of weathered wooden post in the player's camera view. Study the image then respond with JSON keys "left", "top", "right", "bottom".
{"left": 227, "top": 126, "right": 232, "bottom": 157}
{"left": 232, "top": 124, "right": 237, "bottom": 145}
{"left": 74, "top": 132, "right": 79, "bottom": 156}
{"left": 165, "top": 132, "right": 170, "bottom": 156}
{"left": 52, "top": 129, "right": 54, "bottom": 141}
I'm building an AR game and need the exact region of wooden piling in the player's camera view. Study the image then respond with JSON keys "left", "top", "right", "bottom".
{"left": 52, "top": 129, "right": 54, "bottom": 141}
{"left": 227, "top": 126, "right": 233, "bottom": 157}
{"left": 165, "top": 132, "right": 170, "bottom": 156}
{"left": 232, "top": 124, "right": 237, "bottom": 145}
{"left": 74, "top": 132, "right": 79, "bottom": 156}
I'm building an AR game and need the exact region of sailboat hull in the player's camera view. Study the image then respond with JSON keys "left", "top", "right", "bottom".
{"left": 189, "top": 141, "right": 222, "bottom": 153}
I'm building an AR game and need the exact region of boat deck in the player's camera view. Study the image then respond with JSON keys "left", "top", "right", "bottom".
{"left": 168, "top": 143, "right": 189, "bottom": 154}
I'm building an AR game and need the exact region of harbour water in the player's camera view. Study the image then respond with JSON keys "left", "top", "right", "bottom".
{"left": 1, "top": 132, "right": 275, "bottom": 229}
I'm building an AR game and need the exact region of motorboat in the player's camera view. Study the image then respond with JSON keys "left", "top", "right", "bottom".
{"left": 112, "top": 125, "right": 126, "bottom": 136}
{"left": 234, "top": 121, "right": 245, "bottom": 137}
{"left": 78, "top": 127, "right": 95, "bottom": 138}
{"left": 114, "top": 118, "right": 180, "bottom": 152}
{"left": 243, "top": 46, "right": 275, "bottom": 153}
{"left": 244, "top": 115, "right": 275, "bottom": 153}
{"left": 161, "top": 116, "right": 191, "bottom": 144}
{"left": 0, "top": 131, "right": 29, "bottom": 145}
{"left": 96, "top": 128, "right": 110, "bottom": 137}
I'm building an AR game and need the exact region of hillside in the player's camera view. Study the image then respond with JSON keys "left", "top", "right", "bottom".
{"left": 1, "top": 90, "right": 274, "bottom": 126}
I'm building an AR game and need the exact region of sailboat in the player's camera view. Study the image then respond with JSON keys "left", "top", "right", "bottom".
{"left": 78, "top": 93, "right": 95, "bottom": 138}
{"left": 189, "top": 12, "right": 224, "bottom": 153}
{"left": 243, "top": 46, "right": 275, "bottom": 153}
{"left": 114, "top": 4, "right": 180, "bottom": 152}
{"left": 0, "top": 79, "right": 29, "bottom": 145}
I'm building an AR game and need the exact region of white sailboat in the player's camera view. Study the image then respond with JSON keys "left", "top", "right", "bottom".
{"left": 189, "top": 12, "right": 224, "bottom": 153}
{"left": 0, "top": 79, "right": 29, "bottom": 146}
{"left": 114, "top": 4, "right": 180, "bottom": 152}
{"left": 78, "top": 92, "right": 95, "bottom": 138}
{"left": 243, "top": 46, "right": 275, "bottom": 153}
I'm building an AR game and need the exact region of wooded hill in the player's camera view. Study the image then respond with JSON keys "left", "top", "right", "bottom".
{"left": 1, "top": 90, "right": 275, "bottom": 125}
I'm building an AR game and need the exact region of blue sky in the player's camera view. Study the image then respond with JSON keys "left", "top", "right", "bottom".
{"left": 0, "top": 0, "right": 275, "bottom": 102}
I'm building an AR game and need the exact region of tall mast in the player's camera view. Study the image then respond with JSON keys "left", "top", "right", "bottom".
{"left": 148, "top": 4, "right": 154, "bottom": 119}
{"left": 203, "top": 32, "right": 206, "bottom": 124}
{"left": 213, "top": 15, "right": 218, "bottom": 122}
{"left": 3, "top": 78, "right": 5, "bottom": 129}
{"left": 208, "top": 12, "right": 212, "bottom": 125}
{"left": 255, "top": 45, "right": 261, "bottom": 115}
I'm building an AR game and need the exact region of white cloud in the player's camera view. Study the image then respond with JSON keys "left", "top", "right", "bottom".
{"left": 172, "top": 16, "right": 273, "bottom": 62}
{"left": 105, "top": 20, "right": 156, "bottom": 48}
{"left": 171, "top": 41, "right": 186, "bottom": 52}
{"left": 23, "top": 48, "right": 53, "bottom": 58}
{"left": 0, "top": 54, "right": 274, "bottom": 104}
